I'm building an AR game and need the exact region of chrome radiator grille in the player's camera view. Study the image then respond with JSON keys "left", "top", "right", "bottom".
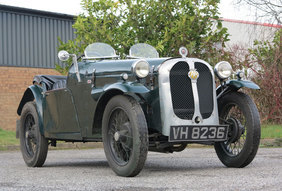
{"left": 169, "top": 61, "right": 194, "bottom": 120}
{"left": 195, "top": 62, "right": 213, "bottom": 119}
{"left": 169, "top": 61, "right": 213, "bottom": 120}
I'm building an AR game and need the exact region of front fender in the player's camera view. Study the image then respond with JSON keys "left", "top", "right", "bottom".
{"left": 217, "top": 79, "right": 260, "bottom": 99}
{"left": 91, "top": 82, "right": 150, "bottom": 134}
{"left": 91, "top": 82, "right": 150, "bottom": 101}
{"left": 17, "top": 85, "right": 44, "bottom": 135}
{"left": 227, "top": 80, "right": 260, "bottom": 90}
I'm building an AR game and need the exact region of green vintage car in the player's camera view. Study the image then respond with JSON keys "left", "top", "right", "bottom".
{"left": 17, "top": 42, "right": 261, "bottom": 177}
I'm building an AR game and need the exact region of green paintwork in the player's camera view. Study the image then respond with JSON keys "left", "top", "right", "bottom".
{"left": 92, "top": 82, "right": 150, "bottom": 101}
{"left": 69, "top": 58, "right": 167, "bottom": 78}
{"left": 87, "top": 58, "right": 166, "bottom": 138}
{"left": 16, "top": 56, "right": 176, "bottom": 141}
{"left": 17, "top": 53, "right": 261, "bottom": 143}
{"left": 227, "top": 79, "right": 260, "bottom": 90}
{"left": 26, "top": 85, "right": 45, "bottom": 135}
{"left": 142, "top": 88, "right": 163, "bottom": 133}
{"left": 43, "top": 88, "right": 82, "bottom": 140}
{"left": 35, "top": 57, "right": 167, "bottom": 141}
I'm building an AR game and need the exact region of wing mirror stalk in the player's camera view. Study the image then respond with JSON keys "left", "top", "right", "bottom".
{"left": 58, "top": 50, "right": 81, "bottom": 82}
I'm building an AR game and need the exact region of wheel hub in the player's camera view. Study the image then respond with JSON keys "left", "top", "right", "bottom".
{"left": 227, "top": 117, "right": 244, "bottom": 143}
{"left": 114, "top": 132, "right": 120, "bottom": 142}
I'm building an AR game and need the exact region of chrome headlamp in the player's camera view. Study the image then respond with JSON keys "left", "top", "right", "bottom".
{"left": 132, "top": 59, "right": 150, "bottom": 78}
{"left": 214, "top": 61, "right": 233, "bottom": 80}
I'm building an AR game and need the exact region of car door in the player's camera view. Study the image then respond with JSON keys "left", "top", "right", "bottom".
{"left": 67, "top": 72, "right": 96, "bottom": 139}
{"left": 43, "top": 88, "right": 82, "bottom": 140}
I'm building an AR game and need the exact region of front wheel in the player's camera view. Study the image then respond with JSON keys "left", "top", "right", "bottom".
{"left": 102, "top": 95, "right": 148, "bottom": 177}
{"left": 19, "top": 102, "right": 48, "bottom": 167}
{"left": 215, "top": 92, "right": 261, "bottom": 168}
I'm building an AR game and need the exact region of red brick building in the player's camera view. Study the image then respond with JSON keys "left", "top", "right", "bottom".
{"left": 0, "top": 5, "right": 75, "bottom": 131}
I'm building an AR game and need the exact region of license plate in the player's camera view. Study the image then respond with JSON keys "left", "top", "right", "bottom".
{"left": 169, "top": 125, "right": 228, "bottom": 142}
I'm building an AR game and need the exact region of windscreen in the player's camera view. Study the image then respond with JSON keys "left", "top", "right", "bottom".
{"left": 129, "top": 43, "right": 159, "bottom": 58}
{"left": 84, "top": 42, "right": 117, "bottom": 58}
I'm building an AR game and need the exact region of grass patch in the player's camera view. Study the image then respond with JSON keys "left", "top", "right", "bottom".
{"left": 0, "top": 128, "right": 19, "bottom": 147}
{"left": 261, "top": 124, "right": 282, "bottom": 139}
{"left": 0, "top": 124, "right": 281, "bottom": 150}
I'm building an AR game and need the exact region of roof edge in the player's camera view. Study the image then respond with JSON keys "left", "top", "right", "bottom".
{"left": 220, "top": 18, "right": 282, "bottom": 28}
{"left": 0, "top": 4, "right": 75, "bottom": 20}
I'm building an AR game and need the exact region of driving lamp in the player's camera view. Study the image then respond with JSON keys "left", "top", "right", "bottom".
{"left": 214, "top": 61, "right": 233, "bottom": 80}
{"left": 237, "top": 71, "right": 244, "bottom": 79}
{"left": 132, "top": 60, "right": 150, "bottom": 78}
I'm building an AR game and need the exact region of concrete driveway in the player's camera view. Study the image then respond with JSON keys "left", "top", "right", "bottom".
{"left": 0, "top": 148, "right": 281, "bottom": 191}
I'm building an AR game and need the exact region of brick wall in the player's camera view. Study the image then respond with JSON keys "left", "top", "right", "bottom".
{"left": 0, "top": 66, "right": 61, "bottom": 131}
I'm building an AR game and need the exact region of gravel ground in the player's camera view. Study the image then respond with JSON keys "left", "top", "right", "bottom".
{"left": 0, "top": 148, "right": 281, "bottom": 191}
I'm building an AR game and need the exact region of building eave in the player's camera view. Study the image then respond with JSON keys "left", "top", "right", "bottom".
{"left": 0, "top": 4, "right": 75, "bottom": 20}
{"left": 220, "top": 18, "right": 282, "bottom": 29}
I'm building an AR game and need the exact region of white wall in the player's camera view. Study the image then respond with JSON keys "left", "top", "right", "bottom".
{"left": 222, "top": 19, "right": 280, "bottom": 48}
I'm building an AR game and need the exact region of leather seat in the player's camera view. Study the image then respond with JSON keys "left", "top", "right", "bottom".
{"left": 52, "top": 79, "right": 67, "bottom": 90}
{"left": 33, "top": 75, "right": 67, "bottom": 90}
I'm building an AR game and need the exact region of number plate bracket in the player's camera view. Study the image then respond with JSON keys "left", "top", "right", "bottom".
{"left": 169, "top": 125, "right": 229, "bottom": 142}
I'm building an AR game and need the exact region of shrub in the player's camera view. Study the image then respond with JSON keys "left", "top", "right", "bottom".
{"left": 57, "top": 0, "right": 229, "bottom": 73}
{"left": 227, "top": 30, "right": 281, "bottom": 123}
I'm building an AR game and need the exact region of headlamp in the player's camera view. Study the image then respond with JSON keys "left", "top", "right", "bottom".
{"left": 132, "top": 60, "right": 150, "bottom": 79}
{"left": 214, "top": 61, "right": 233, "bottom": 80}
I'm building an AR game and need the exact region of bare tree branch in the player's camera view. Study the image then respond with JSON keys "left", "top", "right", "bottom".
{"left": 235, "top": 0, "right": 282, "bottom": 24}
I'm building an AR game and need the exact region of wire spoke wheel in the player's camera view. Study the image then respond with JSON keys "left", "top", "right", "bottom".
{"left": 19, "top": 102, "right": 48, "bottom": 167}
{"left": 215, "top": 92, "right": 261, "bottom": 168}
{"left": 24, "top": 114, "right": 38, "bottom": 157}
{"left": 108, "top": 108, "right": 133, "bottom": 165}
{"left": 220, "top": 104, "right": 247, "bottom": 156}
{"left": 102, "top": 95, "right": 148, "bottom": 177}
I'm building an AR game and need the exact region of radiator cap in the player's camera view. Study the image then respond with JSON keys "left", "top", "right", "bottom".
{"left": 179, "top": 47, "right": 188, "bottom": 58}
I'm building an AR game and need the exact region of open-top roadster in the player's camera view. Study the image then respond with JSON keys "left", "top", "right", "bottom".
{"left": 17, "top": 43, "right": 261, "bottom": 177}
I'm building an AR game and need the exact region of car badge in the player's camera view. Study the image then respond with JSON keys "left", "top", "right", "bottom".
{"left": 188, "top": 69, "right": 199, "bottom": 80}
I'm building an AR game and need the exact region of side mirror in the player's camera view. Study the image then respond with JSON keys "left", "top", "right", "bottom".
{"left": 58, "top": 50, "right": 70, "bottom": 61}
{"left": 58, "top": 50, "right": 81, "bottom": 82}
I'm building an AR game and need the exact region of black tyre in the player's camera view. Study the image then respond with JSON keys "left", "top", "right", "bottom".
{"left": 215, "top": 92, "right": 261, "bottom": 168}
{"left": 19, "top": 102, "right": 48, "bottom": 167}
{"left": 102, "top": 95, "right": 148, "bottom": 177}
